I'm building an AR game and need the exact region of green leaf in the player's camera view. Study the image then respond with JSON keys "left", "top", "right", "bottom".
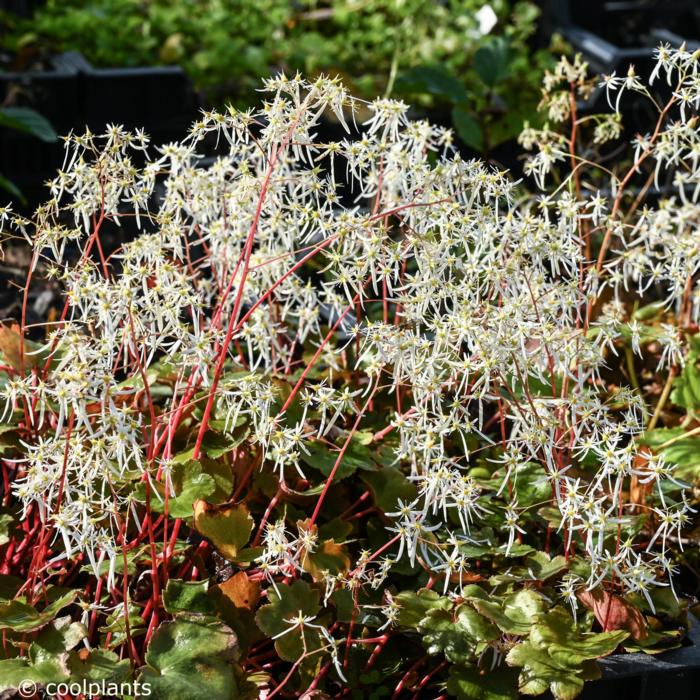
{"left": 200, "top": 430, "right": 250, "bottom": 460}
{"left": 0, "top": 173, "right": 24, "bottom": 202}
{"left": 524, "top": 551, "right": 568, "bottom": 581}
{"left": 513, "top": 463, "right": 550, "bottom": 508}
{"left": 0, "top": 574, "right": 23, "bottom": 601}
{"left": 99, "top": 603, "right": 145, "bottom": 649}
{"left": 419, "top": 606, "right": 499, "bottom": 664}
{"left": 163, "top": 579, "right": 216, "bottom": 616}
{"left": 361, "top": 466, "right": 417, "bottom": 512}
{"left": 200, "top": 456, "right": 234, "bottom": 504}
{"left": 318, "top": 517, "right": 353, "bottom": 542}
{"left": 551, "top": 661, "right": 601, "bottom": 700}
{"left": 446, "top": 664, "right": 518, "bottom": 700}
{"left": 68, "top": 648, "right": 131, "bottom": 682}
{"left": 622, "top": 627, "right": 683, "bottom": 654}
{"left": 140, "top": 619, "right": 239, "bottom": 700}
{"left": 141, "top": 461, "right": 216, "bottom": 519}
{"left": 632, "top": 302, "right": 664, "bottom": 322}
{"left": 507, "top": 641, "right": 586, "bottom": 699}
{"left": 671, "top": 359, "right": 700, "bottom": 410}
{"left": 396, "top": 64, "right": 468, "bottom": 103}
{"left": 0, "top": 617, "right": 86, "bottom": 691}
{"left": 301, "top": 435, "right": 378, "bottom": 480}
{"left": 503, "top": 590, "right": 546, "bottom": 626}
{"left": 0, "top": 512, "right": 16, "bottom": 546}
{"left": 395, "top": 589, "right": 451, "bottom": 628}
{"left": 302, "top": 538, "right": 351, "bottom": 579}
{"left": 467, "top": 589, "right": 544, "bottom": 636}
{"left": 169, "top": 454, "right": 234, "bottom": 504}
{"left": 507, "top": 607, "right": 627, "bottom": 699}
{"left": 0, "top": 656, "right": 68, "bottom": 692}
{"left": 255, "top": 580, "right": 321, "bottom": 662}
{"left": 639, "top": 428, "right": 700, "bottom": 481}
{"left": 193, "top": 500, "right": 254, "bottom": 561}
{"left": 0, "top": 591, "right": 78, "bottom": 633}
{"left": 35, "top": 616, "right": 85, "bottom": 654}
{"left": 0, "top": 107, "right": 57, "bottom": 142}
{"left": 474, "top": 38, "right": 511, "bottom": 87}
{"left": 452, "top": 106, "right": 483, "bottom": 150}
{"left": 530, "top": 609, "right": 628, "bottom": 664}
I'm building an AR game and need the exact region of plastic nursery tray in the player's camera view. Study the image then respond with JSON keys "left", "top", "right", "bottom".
{"left": 0, "top": 51, "right": 198, "bottom": 208}
{"left": 0, "top": 0, "right": 44, "bottom": 16}
{"left": 546, "top": 0, "right": 700, "bottom": 74}
{"left": 562, "top": 614, "right": 700, "bottom": 700}
{"left": 540, "top": 1, "right": 700, "bottom": 138}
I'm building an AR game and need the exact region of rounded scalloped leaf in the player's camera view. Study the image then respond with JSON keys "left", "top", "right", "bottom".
{"left": 255, "top": 580, "right": 321, "bottom": 662}
{"left": 502, "top": 590, "right": 545, "bottom": 627}
{"left": 163, "top": 578, "right": 217, "bottom": 616}
{"left": 139, "top": 619, "right": 239, "bottom": 700}
{"left": 513, "top": 462, "right": 550, "bottom": 507}
{"left": 0, "top": 617, "right": 87, "bottom": 691}
{"left": 395, "top": 588, "right": 451, "bottom": 628}
{"left": 0, "top": 591, "right": 78, "bottom": 633}
{"left": 300, "top": 435, "right": 378, "bottom": 480}
{"left": 68, "top": 648, "right": 131, "bottom": 682}
{"left": 0, "top": 657, "right": 69, "bottom": 693}
{"left": 418, "top": 606, "right": 499, "bottom": 663}
{"left": 467, "top": 589, "right": 543, "bottom": 637}
{"left": 530, "top": 609, "right": 629, "bottom": 663}
{"left": 506, "top": 640, "right": 586, "bottom": 700}
{"left": 360, "top": 466, "right": 417, "bottom": 512}
{"left": 302, "top": 538, "right": 351, "bottom": 579}
{"left": 193, "top": 500, "right": 254, "bottom": 561}
{"left": 524, "top": 552, "right": 568, "bottom": 581}
{"left": 35, "top": 617, "right": 86, "bottom": 655}
{"left": 142, "top": 461, "right": 216, "bottom": 519}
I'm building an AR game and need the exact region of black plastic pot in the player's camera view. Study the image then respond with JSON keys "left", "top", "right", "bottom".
{"left": 544, "top": 1, "right": 700, "bottom": 75}
{"left": 1, "top": 52, "right": 79, "bottom": 204}
{"left": 548, "top": 615, "right": 700, "bottom": 700}
{"left": 0, "top": 51, "right": 198, "bottom": 207}
{"left": 0, "top": 0, "right": 44, "bottom": 16}
{"left": 538, "top": 1, "right": 700, "bottom": 137}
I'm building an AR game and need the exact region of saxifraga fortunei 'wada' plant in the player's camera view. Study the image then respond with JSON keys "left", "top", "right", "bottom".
{"left": 0, "top": 46, "right": 699, "bottom": 699}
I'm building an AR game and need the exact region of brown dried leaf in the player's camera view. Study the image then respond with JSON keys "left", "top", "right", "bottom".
{"left": 217, "top": 571, "right": 260, "bottom": 610}
{"left": 578, "top": 587, "right": 648, "bottom": 640}
{"left": 630, "top": 448, "right": 653, "bottom": 507}
{"left": 0, "top": 324, "right": 27, "bottom": 371}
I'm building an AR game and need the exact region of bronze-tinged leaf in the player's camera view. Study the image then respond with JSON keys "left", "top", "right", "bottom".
{"left": 630, "top": 448, "right": 653, "bottom": 507}
{"left": 193, "top": 500, "right": 254, "bottom": 561}
{"left": 301, "top": 539, "right": 351, "bottom": 580}
{"left": 296, "top": 519, "right": 350, "bottom": 580}
{"left": 0, "top": 324, "right": 29, "bottom": 371}
{"left": 0, "top": 323, "right": 48, "bottom": 372}
{"left": 577, "top": 588, "right": 648, "bottom": 640}
{"left": 217, "top": 572, "right": 260, "bottom": 611}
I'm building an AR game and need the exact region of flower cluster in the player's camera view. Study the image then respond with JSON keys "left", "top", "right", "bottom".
{"left": 1, "top": 46, "right": 699, "bottom": 698}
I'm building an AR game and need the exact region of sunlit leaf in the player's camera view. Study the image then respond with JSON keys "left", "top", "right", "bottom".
{"left": 0, "top": 591, "right": 78, "bottom": 633}
{"left": 140, "top": 619, "right": 239, "bottom": 700}
{"left": 395, "top": 589, "right": 451, "bottom": 628}
{"left": 193, "top": 500, "right": 254, "bottom": 561}
{"left": 255, "top": 580, "right": 321, "bottom": 662}
{"left": 163, "top": 579, "right": 216, "bottom": 616}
